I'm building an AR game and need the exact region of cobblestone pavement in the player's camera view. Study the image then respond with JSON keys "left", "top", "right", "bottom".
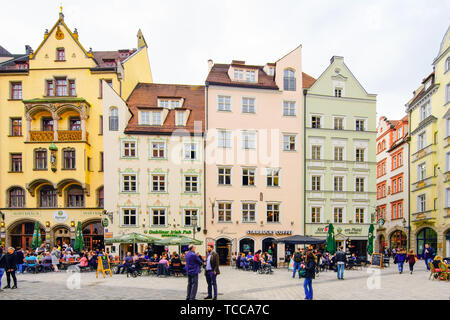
{"left": 0, "top": 262, "right": 448, "bottom": 300}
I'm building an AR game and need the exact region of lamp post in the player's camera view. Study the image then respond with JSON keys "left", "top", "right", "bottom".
{"left": 191, "top": 212, "right": 198, "bottom": 240}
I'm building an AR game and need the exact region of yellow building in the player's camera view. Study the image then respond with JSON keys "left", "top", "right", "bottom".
{"left": 406, "top": 26, "right": 450, "bottom": 257}
{"left": 0, "top": 10, "right": 152, "bottom": 250}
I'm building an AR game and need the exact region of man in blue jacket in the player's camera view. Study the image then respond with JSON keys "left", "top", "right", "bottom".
{"left": 423, "top": 244, "right": 435, "bottom": 270}
{"left": 185, "top": 244, "right": 203, "bottom": 300}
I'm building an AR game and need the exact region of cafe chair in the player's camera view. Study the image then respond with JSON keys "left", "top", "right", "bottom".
{"left": 428, "top": 262, "right": 441, "bottom": 280}
{"left": 438, "top": 262, "right": 449, "bottom": 281}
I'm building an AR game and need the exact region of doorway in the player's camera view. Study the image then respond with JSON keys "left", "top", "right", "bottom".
{"left": 216, "top": 238, "right": 232, "bottom": 265}
{"left": 262, "top": 238, "right": 277, "bottom": 267}
{"left": 239, "top": 238, "right": 254, "bottom": 255}
{"left": 9, "top": 221, "right": 45, "bottom": 250}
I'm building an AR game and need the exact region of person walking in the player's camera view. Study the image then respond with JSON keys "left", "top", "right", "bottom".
{"left": 50, "top": 246, "right": 60, "bottom": 272}
{"left": 185, "top": 245, "right": 203, "bottom": 300}
{"left": 3, "top": 247, "right": 17, "bottom": 289}
{"left": 423, "top": 244, "right": 435, "bottom": 270}
{"left": 292, "top": 248, "right": 303, "bottom": 278}
{"left": 406, "top": 249, "right": 417, "bottom": 274}
{"left": 15, "top": 248, "right": 25, "bottom": 274}
{"left": 335, "top": 246, "right": 347, "bottom": 280}
{"left": 396, "top": 249, "right": 406, "bottom": 274}
{"left": 303, "top": 251, "right": 316, "bottom": 300}
{"left": 0, "top": 250, "right": 5, "bottom": 292}
{"left": 204, "top": 244, "right": 220, "bottom": 300}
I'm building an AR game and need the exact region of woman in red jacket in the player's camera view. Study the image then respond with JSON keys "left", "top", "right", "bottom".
{"left": 406, "top": 249, "right": 417, "bottom": 274}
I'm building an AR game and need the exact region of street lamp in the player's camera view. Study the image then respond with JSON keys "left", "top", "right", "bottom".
{"left": 191, "top": 212, "right": 198, "bottom": 240}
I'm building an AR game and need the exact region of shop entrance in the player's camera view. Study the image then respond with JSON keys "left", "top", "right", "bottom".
{"left": 54, "top": 226, "right": 70, "bottom": 249}
{"left": 216, "top": 238, "right": 232, "bottom": 265}
{"left": 416, "top": 227, "right": 437, "bottom": 256}
{"left": 82, "top": 221, "right": 104, "bottom": 251}
{"left": 9, "top": 221, "right": 45, "bottom": 250}
{"left": 262, "top": 237, "right": 277, "bottom": 267}
{"left": 239, "top": 238, "right": 254, "bottom": 255}
{"left": 347, "top": 240, "right": 367, "bottom": 256}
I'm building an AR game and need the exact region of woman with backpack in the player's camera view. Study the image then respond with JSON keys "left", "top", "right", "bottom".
{"left": 292, "top": 249, "right": 303, "bottom": 278}
{"left": 406, "top": 249, "right": 417, "bottom": 274}
{"left": 303, "top": 251, "right": 316, "bottom": 300}
{"left": 396, "top": 249, "right": 407, "bottom": 274}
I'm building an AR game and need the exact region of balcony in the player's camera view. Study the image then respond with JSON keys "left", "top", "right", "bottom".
{"left": 29, "top": 130, "right": 87, "bottom": 142}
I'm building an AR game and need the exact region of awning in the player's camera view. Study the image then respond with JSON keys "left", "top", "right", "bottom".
{"left": 275, "top": 235, "right": 326, "bottom": 245}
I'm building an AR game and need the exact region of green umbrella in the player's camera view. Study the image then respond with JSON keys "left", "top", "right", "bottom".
{"left": 367, "top": 224, "right": 374, "bottom": 255}
{"left": 154, "top": 235, "right": 202, "bottom": 246}
{"left": 326, "top": 223, "right": 336, "bottom": 254}
{"left": 104, "top": 232, "right": 158, "bottom": 254}
{"left": 31, "top": 221, "right": 42, "bottom": 250}
{"left": 73, "top": 222, "right": 84, "bottom": 252}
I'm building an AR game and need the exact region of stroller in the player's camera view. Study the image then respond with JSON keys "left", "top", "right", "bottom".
{"left": 126, "top": 260, "right": 142, "bottom": 278}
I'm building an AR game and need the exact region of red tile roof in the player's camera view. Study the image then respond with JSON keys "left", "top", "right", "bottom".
{"left": 125, "top": 83, "right": 205, "bottom": 134}
{"left": 302, "top": 72, "right": 315, "bottom": 88}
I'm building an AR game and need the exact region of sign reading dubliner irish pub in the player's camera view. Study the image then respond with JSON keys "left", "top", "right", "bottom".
{"left": 306, "top": 224, "right": 371, "bottom": 238}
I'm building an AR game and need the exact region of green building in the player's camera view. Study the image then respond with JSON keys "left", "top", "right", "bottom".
{"left": 303, "top": 56, "right": 377, "bottom": 256}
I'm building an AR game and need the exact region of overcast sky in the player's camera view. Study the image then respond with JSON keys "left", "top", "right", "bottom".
{"left": 1, "top": 0, "right": 449, "bottom": 120}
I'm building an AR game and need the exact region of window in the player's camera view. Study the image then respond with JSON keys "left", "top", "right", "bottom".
{"left": 218, "top": 95, "right": 231, "bottom": 111}
{"left": 184, "top": 143, "right": 197, "bottom": 160}
{"left": 419, "top": 102, "right": 431, "bottom": 122}
{"left": 334, "top": 176, "right": 343, "bottom": 192}
{"left": 56, "top": 48, "right": 65, "bottom": 61}
{"left": 312, "top": 176, "right": 321, "bottom": 191}
{"left": 97, "top": 187, "right": 104, "bottom": 208}
{"left": 140, "top": 111, "right": 151, "bottom": 125}
{"left": 334, "top": 208, "right": 343, "bottom": 223}
{"left": 246, "top": 70, "right": 256, "bottom": 82}
{"left": 40, "top": 187, "right": 57, "bottom": 208}
{"left": 122, "top": 208, "right": 137, "bottom": 227}
{"left": 99, "top": 116, "right": 103, "bottom": 135}
{"left": 418, "top": 132, "right": 426, "bottom": 150}
{"left": 67, "top": 186, "right": 84, "bottom": 208}
{"left": 267, "top": 203, "right": 280, "bottom": 223}
{"left": 446, "top": 84, "right": 450, "bottom": 103}
{"left": 184, "top": 175, "right": 198, "bottom": 193}
{"left": 311, "top": 145, "right": 321, "bottom": 160}
{"left": 69, "top": 80, "right": 76, "bottom": 96}
{"left": 418, "top": 163, "right": 426, "bottom": 181}
{"left": 334, "top": 117, "right": 344, "bottom": 130}
{"left": 217, "top": 130, "right": 232, "bottom": 148}
{"left": 151, "top": 174, "right": 166, "bottom": 192}
{"left": 311, "top": 116, "right": 321, "bottom": 128}
{"left": 355, "top": 119, "right": 365, "bottom": 131}
{"left": 122, "top": 141, "right": 137, "bottom": 158}
{"left": 283, "top": 69, "right": 296, "bottom": 91}
{"left": 151, "top": 141, "right": 165, "bottom": 159}
{"left": 218, "top": 167, "right": 232, "bottom": 185}
{"left": 218, "top": 202, "right": 232, "bottom": 222}
{"left": 10, "top": 154, "right": 22, "bottom": 172}
{"left": 283, "top": 134, "right": 296, "bottom": 151}
{"left": 267, "top": 168, "right": 280, "bottom": 187}
{"left": 242, "top": 203, "right": 256, "bottom": 222}
{"left": 34, "top": 150, "right": 47, "bottom": 170}
{"left": 311, "top": 207, "right": 321, "bottom": 223}
{"left": 242, "top": 168, "right": 255, "bottom": 186}
{"left": 46, "top": 80, "right": 54, "bottom": 96}
{"left": 355, "top": 178, "right": 365, "bottom": 192}
{"left": 100, "top": 152, "right": 104, "bottom": 172}
{"left": 100, "top": 79, "right": 113, "bottom": 98}
{"left": 334, "top": 147, "right": 344, "bottom": 161}
{"left": 109, "top": 107, "right": 119, "bottom": 131}
{"left": 283, "top": 101, "right": 296, "bottom": 116}
{"left": 10, "top": 82, "right": 22, "bottom": 100}
{"left": 122, "top": 174, "right": 137, "bottom": 193}
{"left": 417, "top": 194, "right": 426, "bottom": 212}
{"left": 175, "top": 111, "right": 185, "bottom": 126}
{"left": 152, "top": 111, "right": 162, "bottom": 126}
{"left": 8, "top": 188, "right": 25, "bottom": 208}
{"left": 152, "top": 209, "right": 166, "bottom": 227}
{"left": 69, "top": 117, "right": 81, "bottom": 131}
{"left": 392, "top": 201, "right": 403, "bottom": 219}
{"left": 446, "top": 57, "right": 450, "bottom": 73}
{"left": 391, "top": 175, "right": 403, "bottom": 194}
{"left": 242, "top": 131, "right": 257, "bottom": 149}
{"left": 63, "top": 149, "right": 76, "bottom": 169}
{"left": 234, "top": 69, "right": 243, "bottom": 80}
{"left": 159, "top": 100, "right": 169, "bottom": 109}
{"left": 55, "top": 78, "right": 67, "bottom": 96}
{"left": 355, "top": 208, "right": 364, "bottom": 223}
{"left": 242, "top": 98, "right": 255, "bottom": 113}
{"left": 41, "top": 118, "right": 53, "bottom": 132}
{"left": 355, "top": 148, "right": 365, "bottom": 162}
{"left": 184, "top": 209, "right": 198, "bottom": 227}
{"left": 334, "top": 88, "right": 342, "bottom": 97}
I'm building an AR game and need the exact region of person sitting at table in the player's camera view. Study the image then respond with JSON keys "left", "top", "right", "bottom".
{"left": 157, "top": 253, "right": 169, "bottom": 276}
{"left": 150, "top": 253, "right": 160, "bottom": 263}
{"left": 76, "top": 254, "right": 89, "bottom": 270}
{"left": 240, "top": 253, "right": 249, "bottom": 270}
{"left": 25, "top": 254, "right": 38, "bottom": 273}
{"left": 170, "top": 254, "right": 183, "bottom": 275}
{"left": 347, "top": 253, "right": 357, "bottom": 269}
{"left": 432, "top": 256, "right": 443, "bottom": 269}
{"left": 236, "top": 253, "right": 242, "bottom": 269}
{"left": 89, "top": 252, "right": 98, "bottom": 270}
{"left": 116, "top": 252, "right": 133, "bottom": 274}
{"left": 63, "top": 251, "right": 73, "bottom": 262}
{"left": 41, "top": 252, "right": 54, "bottom": 271}
{"left": 132, "top": 253, "right": 139, "bottom": 263}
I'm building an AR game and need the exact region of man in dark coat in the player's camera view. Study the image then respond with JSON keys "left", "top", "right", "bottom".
{"left": 303, "top": 251, "right": 316, "bottom": 300}
{"left": 423, "top": 244, "right": 435, "bottom": 270}
{"left": 204, "top": 244, "right": 220, "bottom": 300}
{"left": 3, "top": 247, "right": 17, "bottom": 289}
{"left": 185, "top": 245, "right": 203, "bottom": 300}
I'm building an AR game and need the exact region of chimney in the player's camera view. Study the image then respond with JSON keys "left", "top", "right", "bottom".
{"left": 232, "top": 60, "right": 245, "bottom": 65}
{"left": 208, "top": 59, "right": 213, "bottom": 72}
{"left": 73, "top": 28, "right": 79, "bottom": 40}
{"left": 330, "top": 56, "right": 344, "bottom": 64}
{"left": 25, "top": 45, "right": 33, "bottom": 55}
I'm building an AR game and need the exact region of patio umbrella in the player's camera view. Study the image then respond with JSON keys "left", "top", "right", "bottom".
{"left": 154, "top": 236, "right": 203, "bottom": 246}
{"left": 31, "top": 221, "right": 41, "bottom": 250}
{"left": 326, "top": 223, "right": 336, "bottom": 254}
{"left": 73, "top": 222, "right": 84, "bottom": 252}
{"left": 104, "top": 232, "right": 158, "bottom": 254}
{"left": 275, "top": 235, "right": 326, "bottom": 245}
{"left": 367, "top": 224, "right": 374, "bottom": 255}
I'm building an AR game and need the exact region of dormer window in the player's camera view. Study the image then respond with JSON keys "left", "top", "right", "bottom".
{"left": 159, "top": 99, "right": 181, "bottom": 109}
{"left": 176, "top": 111, "right": 185, "bottom": 126}
{"left": 15, "top": 62, "right": 27, "bottom": 70}
{"left": 152, "top": 111, "right": 162, "bottom": 126}
{"left": 234, "top": 69, "right": 244, "bottom": 81}
{"left": 171, "top": 100, "right": 180, "bottom": 109}
{"left": 335, "top": 88, "right": 342, "bottom": 97}
{"left": 268, "top": 67, "right": 274, "bottom": 76}
{"left": 246, "top": 70, "right": 256, "bottom": 82}
{"left": 56, "top": 48, "right": 65, "bottom": 61}
{"left": 283, "top": 69, "right": 296, "bottom": 91}
{"left": 424, "top": 79, "right": 432, "bottom": 91}
{"left": 140, "top": 111, "right": 151, "bottom": 125}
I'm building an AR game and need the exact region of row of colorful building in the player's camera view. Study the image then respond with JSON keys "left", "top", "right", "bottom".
{"left": 0, "top": 12, "right": 448, "bottom": 264}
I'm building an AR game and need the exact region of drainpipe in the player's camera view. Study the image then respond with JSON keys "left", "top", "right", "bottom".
{"left": 407, "top": 115, "right": 411, "bottom": 252}
{"left": 303, "top": 89, "right": 308, "bottom": 240}
{"left": 204, "top": 84, "right": 208, "bottom": 252}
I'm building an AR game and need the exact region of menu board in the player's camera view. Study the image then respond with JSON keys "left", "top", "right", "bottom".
{"left": 370, "top": 253, "right": 383, "bottom": 269}
{"left": 96, "top": 255, "right": 112, "bottom": 278}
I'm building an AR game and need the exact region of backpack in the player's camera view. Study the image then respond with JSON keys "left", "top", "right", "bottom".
{"left": 294, "top": 252, "right": 302, "bottom": 263}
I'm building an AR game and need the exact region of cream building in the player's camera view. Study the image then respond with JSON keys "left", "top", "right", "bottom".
{"left": 204, "top": 46, "right": 311, "bottom": 265}
{"left": 103, "top": 82, "right": 206, "bottom": 256}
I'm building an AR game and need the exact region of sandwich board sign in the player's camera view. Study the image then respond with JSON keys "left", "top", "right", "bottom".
{"left": 370, "top": 253, "right": 383, "bottom": 269}
{"left": 96, "top": 255, "right": 112, "bottom": 278}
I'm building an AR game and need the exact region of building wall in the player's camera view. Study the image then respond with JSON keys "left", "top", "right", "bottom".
{"left": 304, "top": 56, "right": 377, "bottom": 255}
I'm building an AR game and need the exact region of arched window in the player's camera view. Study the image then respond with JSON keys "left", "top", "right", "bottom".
{"left": 446, "top": 56, "right": 450, "bottom": 73}
{"left": 97, "top": 186, "right": 104, "bottom": 208}
{"left": 8, "top": 187, "right": 25, "bottom": 208}
{"left": 67, "top": 185, "right": 84, "bottom": 208}
{"left": 40, "top": 186, "right": 57, "bottom": 208}
{"left": 283, "top": 69, "right": 296, "bottom": 91}
{"left": 109, "top": 107, "right": 118, "bottom": 131}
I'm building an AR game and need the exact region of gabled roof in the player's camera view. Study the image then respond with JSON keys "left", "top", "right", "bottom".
{"left": 125, "top": 83, "right": 205, "bottom": 135}
{"left": 302, "top": 72, "right": 315, "bottom": 88}
{"left": 406, "top": 72, "right": 435, "bottom": 107}
{"left": 0, "top": 45, "right": 12, "bottom": 57}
